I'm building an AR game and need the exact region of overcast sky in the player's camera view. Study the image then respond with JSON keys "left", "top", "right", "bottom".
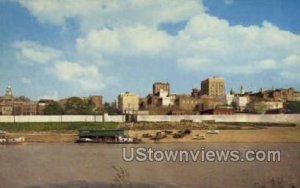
{"left": 0, "top": 0, "right": 299, "bottom": 101}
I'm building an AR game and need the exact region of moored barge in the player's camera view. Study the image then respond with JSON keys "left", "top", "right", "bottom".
{"left": 0, "top": 130, "right": 25, "bottom": 144}
{"left": 75, "top": 129, "right": 142, "bottom": 144}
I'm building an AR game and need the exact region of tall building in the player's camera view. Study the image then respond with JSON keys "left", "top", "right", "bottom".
{"left": 89, "top": 96, "right": 103, "bottom": 114}
{"left": 89, "top": 96, "right": 103, "bottom": 109}
{"left": 3, "top": 85, "right": 13, "bottom": 100}
{"left": 153, "top": 82, "right": 170, "bottom": 96}
{"left": 117, "top": 92, "right": 139, "bottom": 114}
{"left": 1, "top": 86, "right": 14, "bottom": 115}
{"left": 201, "top": 77, "right": 225, "bottom": 97}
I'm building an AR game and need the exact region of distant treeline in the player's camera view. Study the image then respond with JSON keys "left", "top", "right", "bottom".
{"left": 44, "top": 97, "right": 118, "bottom": 115}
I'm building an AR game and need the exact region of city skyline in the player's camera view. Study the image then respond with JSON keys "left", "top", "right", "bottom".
{"left": 1, "top": 0, "right": 300, "bottom": 102}
{"left": 1, "top": 77, "right": 298, "bottom": 104}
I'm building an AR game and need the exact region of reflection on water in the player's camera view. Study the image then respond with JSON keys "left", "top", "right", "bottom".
{"left": 0, "top": 143, "right": 299, "bottom": 188}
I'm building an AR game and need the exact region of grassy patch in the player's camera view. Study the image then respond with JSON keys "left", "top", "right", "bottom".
{"left": 215, "top": 122, "right": 297, "bottom": 127}
{"left": 0, "top": 122, "right": 119, "bottom": 132}
{"left": 131, "top": 121, "right": 297, "bottom": 131}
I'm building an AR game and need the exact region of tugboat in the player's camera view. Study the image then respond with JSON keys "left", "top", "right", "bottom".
{"left": 0, "top": 130, "right": 25, "bottom": 144}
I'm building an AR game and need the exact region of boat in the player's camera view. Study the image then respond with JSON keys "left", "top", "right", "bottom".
{"left": 76, "top": 136, "right": 142, "bottom": 144}
{"left": 207, "top": 130, "right": 220, "bottom": 134}
{"left": 75, "top": 129, "right": 142, "bottom": 144}
{"left": 76, "top": 138, "right": 93, "bottom": 143}
{"left": 0, "top": 130, "right": 25, "bottom": 144}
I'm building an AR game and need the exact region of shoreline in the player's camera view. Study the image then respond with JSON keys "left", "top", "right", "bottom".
{"left": 5, "top": 125, "right": 300, "bottom": 143}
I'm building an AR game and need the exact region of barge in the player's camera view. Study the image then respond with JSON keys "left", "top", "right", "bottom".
{"left": 76, "top": 129, "right": 142, "bottom": 144}
{"left": 0, "top": 130, "right": 25, "bottom": 144}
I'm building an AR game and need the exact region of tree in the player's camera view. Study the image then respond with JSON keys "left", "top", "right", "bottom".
{"left": 103, "top": 102, "right": 119, "bottom": 115}
{"left": 16, "top": 96, "right": 30, "bottom": 102}
{"left": 43, "top": 102, "right": 64, "bottom": 115}
{"left": 83, "top": 99, "right": 95, "bottom": 115}
{"left": 64, "top": 97, "right": 94, "bottom": 115}
{"left": 286, "top": 101, "right": 300, "bottom": 113}
{"left": 253, "top": 102, "right": 268, "bottom": 114}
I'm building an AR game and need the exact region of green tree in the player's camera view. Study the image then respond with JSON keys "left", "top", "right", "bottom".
{"left": 286, "top": 101, "right": 300, "bottom": 113}
{"left": 17, "top": 96, "right": 30, "bottom": 102}
{"left": 43, "top": 102, "right": 64, "bottom": 115}
{"left": 83, "top": 99, "right": 95, "bottom": 115}
{"left": 254, "top": 102, "right": 268, "bottom": 114}
{"left": 103, "top": 102, "right": 119, "bottom": 115}
{"left": 64, "top": 97, "right": 94, "bottom": 115}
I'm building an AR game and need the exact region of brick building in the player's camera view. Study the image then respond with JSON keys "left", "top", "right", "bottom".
{"left": 0, "top": 86, "right": 37, "bottom": 115}
{"left": 249, "top": 88, "right": 295, "bottom": 102}
{"left": 197, "top": 95, "right": 225, "bottom": 112}
{"left": 201, "top": 77, "right": 225, "bottom": 97}
{"left": 153, "top": 82, "right": 170, "bottom": 96}
{"left": 118, "top": 92, "right": 139, "bottom": 114}
{"left": 175, "top": 94, "right": 201, "bottom": 112}
{"left": 89, "top": 95, "right": 103, "bottom": 114}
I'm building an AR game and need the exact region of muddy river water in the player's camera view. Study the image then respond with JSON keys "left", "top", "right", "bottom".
{"left": 0, "top": 143, "right": 299, "bottom": 187}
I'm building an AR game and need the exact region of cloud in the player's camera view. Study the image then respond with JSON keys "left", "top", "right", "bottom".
{"left": 18, "top": 0, "right": 204, "bottom": 31}
{"left": 279, "top": 55, "right": 300, "bottom": 82}
{"left": 14, "top": 41, "right": 62, "bottom": 64}
{"left": 21, "top": 77, "right": 32, "bottom": 85}
{"left": 16, "top": 1, "right": 300, "bottom": 89}
{"left": 76, "top": 25, "right": 173, "bottom": 59}
{"left": 14, "top": 39, "right": 107, "bottom": 91}
{"left": 51, "top": 61, "right": 105, "bottom": 91}
{"left": 283, "top": 54, "right": 300, "bottom": 68}
{"left": 174, "top": 14, "right": 300, "bottom": 78}
{"left": 178, "top": 58, "right": 278, "bottom": 75}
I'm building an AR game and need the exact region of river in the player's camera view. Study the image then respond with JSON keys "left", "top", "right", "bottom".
{"left": 0, "top": 143, "right": 299, "bottom": 188}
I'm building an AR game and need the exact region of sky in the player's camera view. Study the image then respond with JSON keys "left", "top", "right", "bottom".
{"left": 0, "top": 0, "right": 299, "bottom": 102}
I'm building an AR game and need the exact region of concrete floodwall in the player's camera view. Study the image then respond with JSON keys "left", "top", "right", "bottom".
{"left": 137, "top": 114, "right": 300, "bottom": 124}
{"left": 103, "top": 114, "right": 125, "bottom": 122}
{"left": 136, "top": 115, "right": 200, "bottom": 122}
{"left": 212, "top": 114, "right": 300, "bottom": 123}
{"left": 61, "top": 115, "right": 101, "bottom": 122}
{"left": 0, "top": 114, "right": 300, "bottom": 123}
{"left": 0, "top": 115, "right": 103, "bottom": 123}
{"left": 0, "top": 116, "right": 15, "bottom": 122}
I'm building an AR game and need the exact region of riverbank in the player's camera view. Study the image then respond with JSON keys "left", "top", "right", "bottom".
{"left": 6, "top": 125, "right": 300, "bottom": 143}
{"left": 0, "top": 122, "right": 119, "bottom": 132}
{"left": 131, "top": 126, "right": 300, "bottom": 143}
